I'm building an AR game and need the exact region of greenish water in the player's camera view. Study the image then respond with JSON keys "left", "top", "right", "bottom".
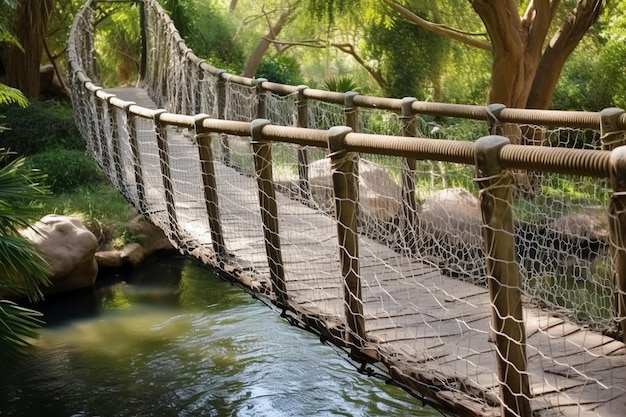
{"left": 0, "top": 257, "right": 444, "bottom": 417}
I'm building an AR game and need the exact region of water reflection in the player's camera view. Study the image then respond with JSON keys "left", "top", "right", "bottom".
{"left": 0, "top": 257, "right": 443, "bottom": 417}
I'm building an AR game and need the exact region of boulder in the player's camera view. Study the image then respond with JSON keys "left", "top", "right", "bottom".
{"left": 308, "top": 158, "right": 402, "bottom": 223}
{"left": 126, "top": 215, "right": 175, "bottom": 256}
{"left": 419, "top": 188, "right": 485, "bottom": 280}
{"left": 21, "top": 215, "right": 98, "bottom": 295}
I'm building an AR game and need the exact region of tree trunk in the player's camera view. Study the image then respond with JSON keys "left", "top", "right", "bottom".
{"left": 3, "top": 0, "right": 54, "bottom": 99}
{"left": 526, "top": 0, "right": 603, "bottom": 109}
{"left": 242, "top": 7, "right": 294, "bottom": 78}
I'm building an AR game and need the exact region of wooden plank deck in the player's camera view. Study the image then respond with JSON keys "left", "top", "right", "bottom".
{"left": 104, "top": 88, "right": 626, "bottom": 417}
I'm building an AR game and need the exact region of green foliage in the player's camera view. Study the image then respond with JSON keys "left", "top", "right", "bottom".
{"left": 33, "top": 182, "right": 140, "bottom": 247}
{"left": 305, "top": 0, "right": 360, "bottom": 25}
{"left": 25, "top": 149, "right": 104, "bottom": 194}
{"left": 256, "top": 54, "right": 304, "bottom": 86}
{"left": 0, "top": 85, "right": 28, "bottom": 108}
{"left": 322, "top": 75, "right": 358, "bottom": 92}
{"left": 0, "top": 101, "right": 84, "bottom": 156}
{"left": 162, "top": 0, "right": 244, "bottom": 72}
{"left": 364, "top": 9, "right": 448, "bottom": 99}
{"left": 0, "top": 149, "right": 50, "bottom": 367}
{"left": 0, "top": 300, "right": 44, "bottom": 366}
{"left": 93, "top": 3, "right": 142, "bottom": 86}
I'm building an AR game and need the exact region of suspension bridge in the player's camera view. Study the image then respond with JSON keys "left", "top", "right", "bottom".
{"left": 68, "top": 1, "right": 626, "bottom": 416}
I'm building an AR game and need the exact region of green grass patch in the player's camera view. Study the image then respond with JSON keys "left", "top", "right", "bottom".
{"left": 26, "top": 149, "right": 105, "bottom": 193}
{"left": 32, "top": 183, "right": 140, "bottom": 248}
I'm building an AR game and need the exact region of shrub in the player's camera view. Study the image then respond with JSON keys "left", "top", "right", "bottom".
{"left": 256, "top": 54, "right": 304, "bottom": 86}
{"left": 0, "top": 101, "right": 84, "bottom": 156}
{"left": 323, "top": 75, "right": 359, "bottom": 93}
{"left": 26, "top": 149, "right": 104, "bottom": 193}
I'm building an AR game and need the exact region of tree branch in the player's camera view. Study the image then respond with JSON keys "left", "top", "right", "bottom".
{"left": 330, "top": 42, "right": 388, "bottom": 91}
{"left": 527, "top": 0, "right": 604, "bottom": 109}
{"left": 385, "top": 0, "right": 492, "bottom": 51}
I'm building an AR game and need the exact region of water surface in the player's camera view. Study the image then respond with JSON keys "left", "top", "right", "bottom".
{"left": 0, "top": 257, "right": 444, "bottom": 417}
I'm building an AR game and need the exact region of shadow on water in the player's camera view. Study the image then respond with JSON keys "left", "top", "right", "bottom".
{"left": 0, "top": 256, "right": 447, "bottom": 417}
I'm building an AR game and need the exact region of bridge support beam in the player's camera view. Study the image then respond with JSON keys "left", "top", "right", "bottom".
{"left": 601, "top": 107, "right": 626, "bottom": 150}
{"left": 327, "top": 126, "right": 366, "bottom": 350}
{"left": 609, "top": 146, "right": 626, "bottom": 341}
{"left": 400, "top": 97, "right": 418, "bottom": 253}
{"left": 251, "top": 119, "right": 288, "bottom": 306}
{"left": 195, "top": 114, "right": 227, "bottom": 261}
{"left": 475, "top": 135, "right": 531, "bottom": 417}
{"left": 296, "top": 85, "right": 311, "bottom": 202}
{"left": 154, "top": 110, "right": 180, "bottom": 243}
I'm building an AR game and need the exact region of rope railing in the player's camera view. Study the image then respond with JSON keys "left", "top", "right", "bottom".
{"left": 68, "top": 2, "right": 626, "bottom": 417}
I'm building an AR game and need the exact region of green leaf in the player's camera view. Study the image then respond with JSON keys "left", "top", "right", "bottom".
{"left": 0, "top": 84, "right": 28, "bottom": 108}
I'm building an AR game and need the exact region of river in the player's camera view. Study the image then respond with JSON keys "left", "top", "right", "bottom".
{"left": 0, "top": 256, "right": 446, "bottom": 417}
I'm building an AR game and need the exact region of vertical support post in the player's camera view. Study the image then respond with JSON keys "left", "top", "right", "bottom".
{"left": 253, "top": 78, "right": 268, "bottom": 119}
{"left": 251, "top": 119, "right": 288, "bottom": 306}
{"left": 486, "top": 103, "right": 506, "bottom": 135}
{"left": 327, "top": 126, "right": 365, "bottom": 350}
{"left": 344, "top": 91, "right": 359, "bottom": 131}
{"left": 194, "top": 60, "right": 206, "bottom": 115}
{"left": 601, "top": 108, "right": 626, "bottom": 151}
{"left": 475, "top": 135, "right": 530, "bottom": 417}
{"left": 125, "top": 104, "right": 148, "bottom": 213}
{"left": 608, "top": 146, "right": 626, "bottom": 341}
{"left": 90, "top": 89, "right": 104, "bottom": 164}
{"left": 106, "top": 97, "right": 126, "bottom": 194}
{"left": 216, "top": 70, "right": 230, "bottom": 166}
{"left": 400, "top": 97, "right": 418, "bottom": 253}
{"left": 195, "top": 114, "right": 227, "bottom": 261}
{"left": 296, "top": 85, "right": 311, "bottom": 201}
{"left": 154, "top": 111, "right": 179, "bottom": 243}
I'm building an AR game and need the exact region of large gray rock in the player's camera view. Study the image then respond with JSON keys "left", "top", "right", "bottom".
{"left": 22, "top": 215, "right": 98, "bottom": 294}
{"left": 308, "top": 158, "right": 402, "bottom": 223}
{"left": 419, "top": 188, "right": 485, "bottom": 281}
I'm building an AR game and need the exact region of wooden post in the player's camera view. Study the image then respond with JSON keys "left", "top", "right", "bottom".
{"left": 253, "top": 78, "right": 268, "bottom": 119}
{"left": 106, "top": 97, "right": 126, "bottom": 195}
{"left": 124, "top": 104, "right": 148, "bottom": 213}
{"left": 154, "top": 111, "right": 179, "bottom": 243}
{"left": 486, "top": 103, "right": 506, "bottom": 134}
{"left": 251, "top": 119, "right": 288, "bottom": 306}
{"left": 296, "top": 85, "right": 311, "bottom": 202}
{"left": 601, "top": 108, "right": 626, "bottom": 151}
{"left": 195, "top": 114, "right": 227, "bottom": 260}
{"left": 89, "top": 89, "right": 104, "bottom": 164}
{"left": 344, "top": 91, "right": 358, "bottom": 131}
{"left": 327, "top": 125, "right": 366, "bottom": 349}
{"left": 608, "top": 146, "right": 626, "bottom": 340}
{"left": 216, "top": 70, "right": 230, "bottom": 166}
{"left": 400, "top": 97, "right": 418, "bottom": 253}
{"left": 475, "top": 135, "right": 531, "bottom": 417}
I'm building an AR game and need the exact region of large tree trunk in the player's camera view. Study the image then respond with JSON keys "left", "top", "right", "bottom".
{"left": 526, "top": 0, "right": 603, "bottom": 109}
{"left": 242, "top": 7, "right": 294, "bottom": 78}
{"left": 4, "top": 0, "right": 54, "bottom": 99}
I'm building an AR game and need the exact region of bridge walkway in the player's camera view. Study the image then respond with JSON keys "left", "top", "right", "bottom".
{"left": 104, "top": 87, "right": 626, "bottom": 417}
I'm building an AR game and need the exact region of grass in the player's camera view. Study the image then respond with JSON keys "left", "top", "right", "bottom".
{"left": 31, "top": 183, "right": 142, "bottom": 249}
{"left": 1, "top": 100, "right": 143, "bottom": 250}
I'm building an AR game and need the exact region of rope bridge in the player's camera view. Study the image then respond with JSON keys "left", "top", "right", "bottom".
{"left": 68, "top": 1, "right": 626, "bottom": 416}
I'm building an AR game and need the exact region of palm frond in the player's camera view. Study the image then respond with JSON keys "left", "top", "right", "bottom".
{"left": 0, "top": 235, "right": 50, "bottom": 301}
{"left": 0, "top": 84, "right": 28, "bottom": 107}
{"left": 0, "top": 300, "right": 44, "bottom": 367}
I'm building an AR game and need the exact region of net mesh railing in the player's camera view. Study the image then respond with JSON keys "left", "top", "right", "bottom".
{"left": 68, "top": 1, "right": 626, "bottom": 417}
